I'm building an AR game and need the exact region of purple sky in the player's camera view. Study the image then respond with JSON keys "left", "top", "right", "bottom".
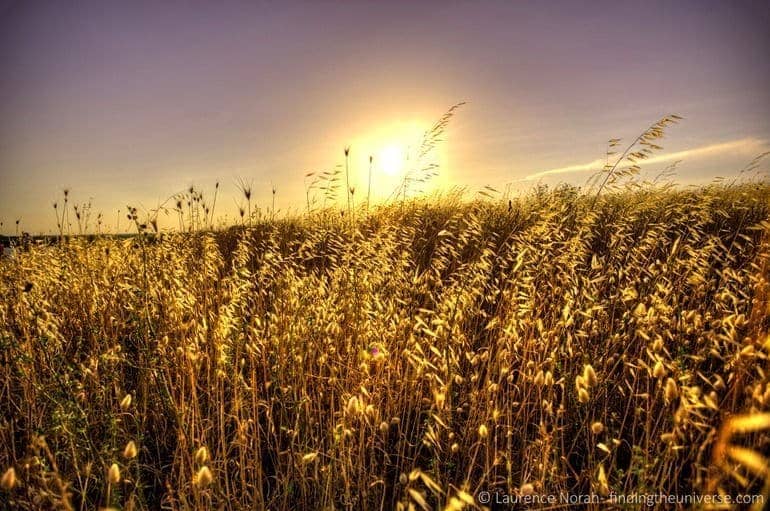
{"left": 1, "top": 0, "right": 769, "bottom": 233}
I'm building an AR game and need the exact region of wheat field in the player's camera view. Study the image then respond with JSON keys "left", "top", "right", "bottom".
{"left": 1, "top": 183, "right": 770, "bottom": 510}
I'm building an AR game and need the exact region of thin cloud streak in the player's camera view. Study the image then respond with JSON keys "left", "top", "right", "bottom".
{"left": 525, "top": 138, "right": 769, "bottom": 181}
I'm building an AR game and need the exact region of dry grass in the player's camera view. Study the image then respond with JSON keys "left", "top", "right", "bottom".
{"left": 1, "top": 182, "right": 770, "bottom": 510}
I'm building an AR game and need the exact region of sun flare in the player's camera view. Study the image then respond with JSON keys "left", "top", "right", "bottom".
{"left": 379, "top": 145, "right": 405, "bottom": 176}
{"left": 345, "top": 119, "right": 450, "bottom": 202}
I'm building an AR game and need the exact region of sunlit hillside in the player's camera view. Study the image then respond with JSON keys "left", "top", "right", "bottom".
{"left": 1, "top": 182, "right": 769, "bottom": 510}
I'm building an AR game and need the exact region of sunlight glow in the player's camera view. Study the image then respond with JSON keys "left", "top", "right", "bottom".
{"left": 344, "top": 118, "right": 450, "bottom": 202}
{"left": 379, "top": 145, "right": 405, "bottom": 176}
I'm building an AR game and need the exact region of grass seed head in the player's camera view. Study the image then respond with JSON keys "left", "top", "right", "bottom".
{"left": 194, "top": 466, "right": 213, "bottom": 488}
{"left": 1, "top": 467, "right": 16, "bottom": 491}
{"left": 123, "top": 441, "right": 138, "bottom": 459}
{"left": 195, "top": 446, "right": 209, "bottom": 465}
{"left": 107, "top": 463, "right": 121, "bottom": 484}
{"left": 653, "top": 360, "right": 666, "bottom": 379}
{"left": 664, "top": 378, "right": 679, "bottom": 402}
{"left": 583, "top": 364, "right": 598, "bottom": 387}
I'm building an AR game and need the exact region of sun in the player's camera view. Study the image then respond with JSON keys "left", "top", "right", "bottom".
{"left": 379, "top": 145, "right": 405, "bottom": 176}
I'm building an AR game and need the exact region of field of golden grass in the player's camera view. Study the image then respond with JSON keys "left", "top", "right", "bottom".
{"left": 1, "top": 183, "right": 770, "bottom": 510}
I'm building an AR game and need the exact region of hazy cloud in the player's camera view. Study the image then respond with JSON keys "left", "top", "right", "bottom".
{"left": 525, "top": 138, "right": 769, "bottom": 181}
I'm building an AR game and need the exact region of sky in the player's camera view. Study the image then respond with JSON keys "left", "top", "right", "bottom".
{"left": 1, "top": 0, "right": 769, "bottom": 234}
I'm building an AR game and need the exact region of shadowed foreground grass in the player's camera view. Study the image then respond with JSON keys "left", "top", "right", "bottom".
{"left": 1, "top": 184, "right": 770, "bottom": 510}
